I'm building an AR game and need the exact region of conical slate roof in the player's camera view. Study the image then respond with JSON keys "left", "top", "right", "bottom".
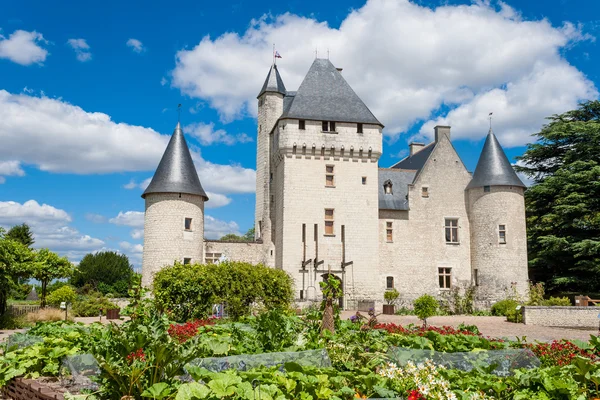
{"left": 466, "top": 129, "right": 525, "bottom": 189}
{"left": 142, "top": 123, "right": 208, "bottom": 200}
{"left": 281, "top": 58, "right": 382, "bottom": 126}
{"left": 257, "top": 64, "right": 286, "bottom": 98}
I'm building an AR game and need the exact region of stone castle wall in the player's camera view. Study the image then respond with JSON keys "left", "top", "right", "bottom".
{"left": 142, "top": 193, "right": 204, "bottom": 287}
{"left": 523, "top": 306, "right": 600, "bottom": 328}
{"left": 204, "top": 240, "right": 265, "bottom": 265}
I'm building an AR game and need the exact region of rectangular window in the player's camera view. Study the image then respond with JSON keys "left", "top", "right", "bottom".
{"left": 362, "top": 176, "right": 367, "bottom": 185}
{"left": 484, "top": 185, "right": 491, "bottom": 193}
{"left": 499, "top": 224, "right": 507, "bottom": 244}
{"left": 205, "top": 253, "right": 222, "bottom": 264}
{"left": 184, "top": 218, "right": 192, "bottom": 231}
{"left": 473, "top": 269, "right": 479, "bottom": 286}
{"left": 325, "top": 165, "right": 335, "bottom": 187}
{"left": 439, "top": 267, "right": 452, "bottom": 289}
{"left": 330, "top": 121, "right": 336, "bottom": 132}
{"left": 322, "top": 121, "right": 336, "bottom": 132}
{"left": 386, "top": 276, "right": 394, "bottom": 289}
{"left": 357, "top": 123, "right": 363, "bottom": 134}
{"left": 445, "top": 218, "right": 459, "bottom": 243}
{"left": 324, "top": 209, "right": 334, "bottom": 235}
{"left": 422, "top": 187, "right": 429, "bottom": 198}
{"left": 183, "top": 258, "right": 191, "bottom": 265}
{"left": 299, "top": 119, "right": 305, "bottom": 130}
{"left": 322, "top": 121, "right": 329, "bottom": 131}
{"left": 386, "top": 221, "right": 393, "bottom": 242}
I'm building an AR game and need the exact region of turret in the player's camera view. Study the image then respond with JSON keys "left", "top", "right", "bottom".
{"left": 141, "top": 122, "right": 208, "bottom": 287}
{"left": 467, "top": 129, "right": 528, "bottom": 304}
{"left": 255, "top": 64, "right": 285, "bottom": 251}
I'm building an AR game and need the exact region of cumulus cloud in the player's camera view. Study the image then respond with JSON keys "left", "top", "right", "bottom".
{"left": 67, "top": 38, "right": 92, "bottom": 62}
{"left": 85, "top": 213, "right": 107, "bottom": 223}
{"left": 131, "top": 229, "right": 144, "bottom": 240}
{"left": 119, "top": 241, "right": 143, "bottom": 253}
{"left": 186, "top": 122, "right": 252, "bottom": 146}
{"left": 204, "top": 215, "right": 240, "bottom": 239}
{"left": 171, "top": 0, "right": 596, "bottom": 146}
{"left": 0, "top": 29, "right": 48, "bottom": 65}
{"left": 0, "top": 160, "right": 25, "bottom": 183}
{"left": 205, "top": 192, "right": 232, "bottom": 208}
{"left": 126, "top": 38, "right": 145, "bottom": 53}
{"left": 109, "top": 211, "right": 144, "bottom": 228}
{"left": 0, "top": 200, "right": 105, "bottom": 260}
{"left": 0, "top": 90, "right": 256, "bottom": 194}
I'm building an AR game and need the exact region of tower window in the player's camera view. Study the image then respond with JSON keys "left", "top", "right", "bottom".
{"left": 499, "top": 224, "right": 507, "bottom": 244}
{"left": 386, "top": 276, "right": 394, "bottom": 289}
{"left": 183, "top": 258, "right": 191, "bottom": 265}
{"left": 484, "top": 185, "right": 491, "bottom": 193}
{"left": 422, "top": 187, "right": 429, "bottom": 198}
{"left": 357, "top": 123, "right": 363, "bottom": 134}
{"left": 384, "top": 179, "right": 393, "bottom": 195}
{"left": 324, "top": 209, "right": 334, "bottom": 235}
{"left": 322, "top": 121, "right": 336, "bottom": 132}
{"left": 473, "top": 269, "right": 479, "bottom": 286}
{"left": 445, "top": 218, "right": 459, "bottom": 243}
{"left": 439, "top": 267, "right": 452, "bottom": 289}
{"left": 325, "top": 165, "right": 335, "bottom": 187}
{"left": 386, "top": 221, "right": 393, "bottom": 242}
{"left": 299, "top": 119, "right": 305, "bottom": 130}
{"left": 362, "top": 176, "right": 367, "bottom": 185}
{"left": 184, "top": 218, "right": 192, "bottom": 231}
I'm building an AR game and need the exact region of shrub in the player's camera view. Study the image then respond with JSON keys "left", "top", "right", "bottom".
{"left": 384, "top": 289, "right": 400, "bottom": 305}
{"left": 413, "top": 294, "right": 438, "bottom": 327}
{"left": 46, "top": 285, "right": 77, "bottom": 306}
{"left": 72, "top": 292, "right": 119, "bottom": 317}
{"left": 543, "top": 296, "right": 571, "bottom": 306}
{"left": 153, "top": 261, "right": 294, "bottom": 321}
{"left": 491, "top": 299, "right": 519, "bottom": 316}
{"left": 25, "top": 307, "right": 73, "bottom": 323}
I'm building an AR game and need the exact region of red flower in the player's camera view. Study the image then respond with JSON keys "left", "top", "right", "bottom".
{"left": 168, "top": 319, "right": 216, "bottom": 343}
{"left": 126, "top": 348, "right": 146, "bottom": 363}
{"left": 407, "top": 390, "right": 424, "bottom": 400}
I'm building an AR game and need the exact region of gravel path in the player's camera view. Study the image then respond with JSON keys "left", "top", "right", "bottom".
{"left": 341, "top": 311, "right": 598, "bottom": 342}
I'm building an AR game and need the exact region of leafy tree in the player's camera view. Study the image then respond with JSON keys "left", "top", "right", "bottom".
{"left": 6, "top": 223, "right": 35, "bottom": 248}
{"left": 243, "top": 227, "right": 255, "bottom": 241}
{"left": 219, "top": 227, "right": 255, "bottom": 242}
{"left": 516, "top": 100, "right": 600, "bottom": 293}
{"left": 34, "top": 248, "right": 73, "bottom": 307}
{"left": 71, "top": 251, "right": 134, "bottom": 296}
{"left": 0, "top": 228, "right": 35, "bottom": 317}
{"left": 413, "top": 294, "right": 438, "bottom": 327}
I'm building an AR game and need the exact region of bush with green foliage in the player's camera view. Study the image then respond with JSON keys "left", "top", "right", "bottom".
{"left": 543, "top": 296, "right": 571, "bottom": 306}
{"left": 153, "top": 261, "right": 293, "bottom": 321}
{"left": 491, "top": 299, "right": 519, "bottom": 317}
{"left": 71, "top": 251, "right": 134, "bottom": 297}
{"left": 72, "top": 292, "right": 119, "bottom": 317}
{"left": 413, "top": 294, "right": 438, "bottom": 326}
{"left": 384, "top": 288, "right": 400, "bottom": 305}
{"left": 46, "top": 285, "right": 77, "bottom": 306}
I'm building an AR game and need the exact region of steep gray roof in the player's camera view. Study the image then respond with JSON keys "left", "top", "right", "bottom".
{"left": 142, "top": 123, "right": 208, "bottom": 200}
{"left": 391, "top": 143, "right": 435, "bottom": 173}
{"left": 281, "top": 58, "right": 382, "bottom": 126}
{"left": 257, "top": 64, "right": 286, "bottom": 98}
{"left": 378, "top": 169, "right": 417, "bottom": 210}
{"left": 466, "top": 129, "right": 525, "bottom": 189}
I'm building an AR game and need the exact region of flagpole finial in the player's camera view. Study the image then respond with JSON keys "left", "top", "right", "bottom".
{"left": 489, "top": 112, "right": 493, "bottom": 131}
{"left": 178, "top": 104, "right": 182, "bottom": 123}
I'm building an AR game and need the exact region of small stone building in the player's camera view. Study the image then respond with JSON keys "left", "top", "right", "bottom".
{"left": 142, "top": 58, "right": 529, "bottom": 309}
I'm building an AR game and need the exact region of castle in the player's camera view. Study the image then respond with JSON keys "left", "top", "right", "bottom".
{"left": 141, "top": 58, "right": 529, "bottom": 309}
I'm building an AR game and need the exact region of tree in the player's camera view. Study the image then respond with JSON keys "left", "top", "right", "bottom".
{"left": 0, "top": 228, "right": 34, "bottom": 317}
{"left": 34, "top": 248, "right": 73, "bottom": 307}
{"left": 516, "top": 100, "right": 600, "bottom": 293}
{"left": 6, "top": 223, "right": 34, "bottom": 248}
{"left": 243, "top": 227, "right": 255, "bottom": 241}
{"left": 219, "top": 227, "right": 255, "bottom": 242}
{"left": 71, "top": 251, "right": 134, "bottom": 296}
{"left": 413, "top": 294, "right": 438, "bottom": 327}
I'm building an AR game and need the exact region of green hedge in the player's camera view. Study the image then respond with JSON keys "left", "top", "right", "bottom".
{"left": 153, "top": 261, "right": 294, "bottom": 321}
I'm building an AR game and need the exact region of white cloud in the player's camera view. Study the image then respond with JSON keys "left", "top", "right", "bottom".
{"left": 0, "top": 29, "right": 48, "bottom": 66}
{"left": 205, "top": 192, "right": 232, "bottom": 208}
{"left": 119, "top": 241, "right": 143, "bottom": 253}
{"left": 67, "top": 38, "right": 92, "bottom": 62}
{"left": 204, "top": 215, "right": 240, "bottom": 239}
{"left": 109, "top": 211, "right": 144, "bottom": 228}
{"left": 161, "top": 77, "right": 168, "bottom": 86}
{"left": 0, "top": 90, "right": 255, "bottom": 195}
{"left": 131, "top": 229, "right": 144, "bottom": 239}
{"left": 0, "top": 160, "right": 25, "bottom": 183}
{"left": 186, "top": 122, "right": 253, "bottom": 146}
{"left": 85, "top": 213, "right": 107, "bottom": 223}
{"left": 171, "top": 0, "right": 597, "bottom": 145}
{"left": 0, "top": 200, "right": 105, "bottom": 260}
{"left": 126, "top": 38, "right": 145, "bottom": 53}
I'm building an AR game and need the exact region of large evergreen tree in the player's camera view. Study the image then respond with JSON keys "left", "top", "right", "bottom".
{"left": 71, "top": 251, "right": 134, "bottom": 296}
{"left": 516, "top": 101, "right": 600, "bottom": 293}
{"left": 6, "top": 223, "right": 34, "bottom": 247}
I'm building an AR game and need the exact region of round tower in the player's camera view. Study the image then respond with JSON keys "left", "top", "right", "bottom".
{"left": 467, "top": 129, "right": 528, "bottom": 304}
{"left": 141, "top": 122, "right": 208, "bottom": 287}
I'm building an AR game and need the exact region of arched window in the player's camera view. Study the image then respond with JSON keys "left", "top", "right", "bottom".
{"left": 384, "top": 179, "right": 393, "bottom": 195}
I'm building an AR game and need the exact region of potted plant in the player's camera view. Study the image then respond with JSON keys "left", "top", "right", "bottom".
{"left": 383, "top": 288, "right": 399, "bottom": 315}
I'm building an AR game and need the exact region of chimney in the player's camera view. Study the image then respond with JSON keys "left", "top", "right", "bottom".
{"left": 434, "top": 125, "right": 451, "bottom": 142}
{"left": 336, "top": 67, "right": 343, "bottom": 74}
{"left": 409, "top": 142, "right": 425, "bottom": 156}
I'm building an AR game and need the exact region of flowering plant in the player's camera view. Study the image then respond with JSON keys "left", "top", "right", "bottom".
{"left": 167, "top": 319, "right": 215, "bottom": 343}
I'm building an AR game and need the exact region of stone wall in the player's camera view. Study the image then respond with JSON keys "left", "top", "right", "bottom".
{"left": 2, "top": 378, "right": 65, "bottom": 400}
{"left": 203, "top": 240, "right": 265, "bottom": 265}
{"left": 523, "top": 306, "right": 600, "bottom": 328}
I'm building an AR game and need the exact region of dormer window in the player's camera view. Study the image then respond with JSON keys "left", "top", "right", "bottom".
{"left": 384, "top": 179, "right": 393, "bottom": 195}
{"left": 357, "top": 123, "right": 363, "bottom": 134}
{"left": 299, "top": 119, "right": 306, "bottom": 130}
{"left": 322, "top": 121, "right": 336, "bottom": 132}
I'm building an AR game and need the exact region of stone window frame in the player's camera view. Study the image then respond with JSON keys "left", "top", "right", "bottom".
{"left": 438, "top": 267, "right": 452, "bottom": 289}
{"left": 444, "top": 218, "right": 459, "bottom": 244}
{"left": 386, "top": 221, "right": 393, "bottom": 242}
{"left": 498, "top": 224, "right": 507, "bottom": 244}
{"left": 322, "top": 121, "right": 336, "bottom": 133}
{"left": 324, "top": 208, "right": 335, "bottom": 236}
{"left": 205, "top": 252, "right": 222, "bottom": 264}
{"left": 473, "top": 268, "right": 479, "bottom": 286}
{"left": 362, "top": 176, "right": 367, "bottom": 185}
{"left": 184, "top": 217, "right": 193, "bottom": 231}
{"left": 357, "top": 123, "right": 363, "bottom": 134}
{"left": 422, "top": 186, "right": 429, "bottom": 198}
{"left": 325, "top": 165, "right": 335, "bottom": 187}
{"left": 386, "top": 276, "right": 394, "bottom": 290}
{"left": 299, "top": 119, "right": 306, "bottom": 130}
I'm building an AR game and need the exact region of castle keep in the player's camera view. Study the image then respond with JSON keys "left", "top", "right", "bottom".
{"left": 142, "top": 58, "right": 529, "bottom": 309}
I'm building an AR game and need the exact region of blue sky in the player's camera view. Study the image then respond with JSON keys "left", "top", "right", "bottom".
{"left": 0, "top": 0, "right": 598, "bottom": 268}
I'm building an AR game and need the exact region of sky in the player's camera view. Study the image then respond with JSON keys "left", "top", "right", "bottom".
{"left": 0, "top": 0, "right": 598, "bottom": 269}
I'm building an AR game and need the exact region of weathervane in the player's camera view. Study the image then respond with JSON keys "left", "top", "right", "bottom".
{"left": 489, "top": 112, "right": 493, "bottom": 130}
